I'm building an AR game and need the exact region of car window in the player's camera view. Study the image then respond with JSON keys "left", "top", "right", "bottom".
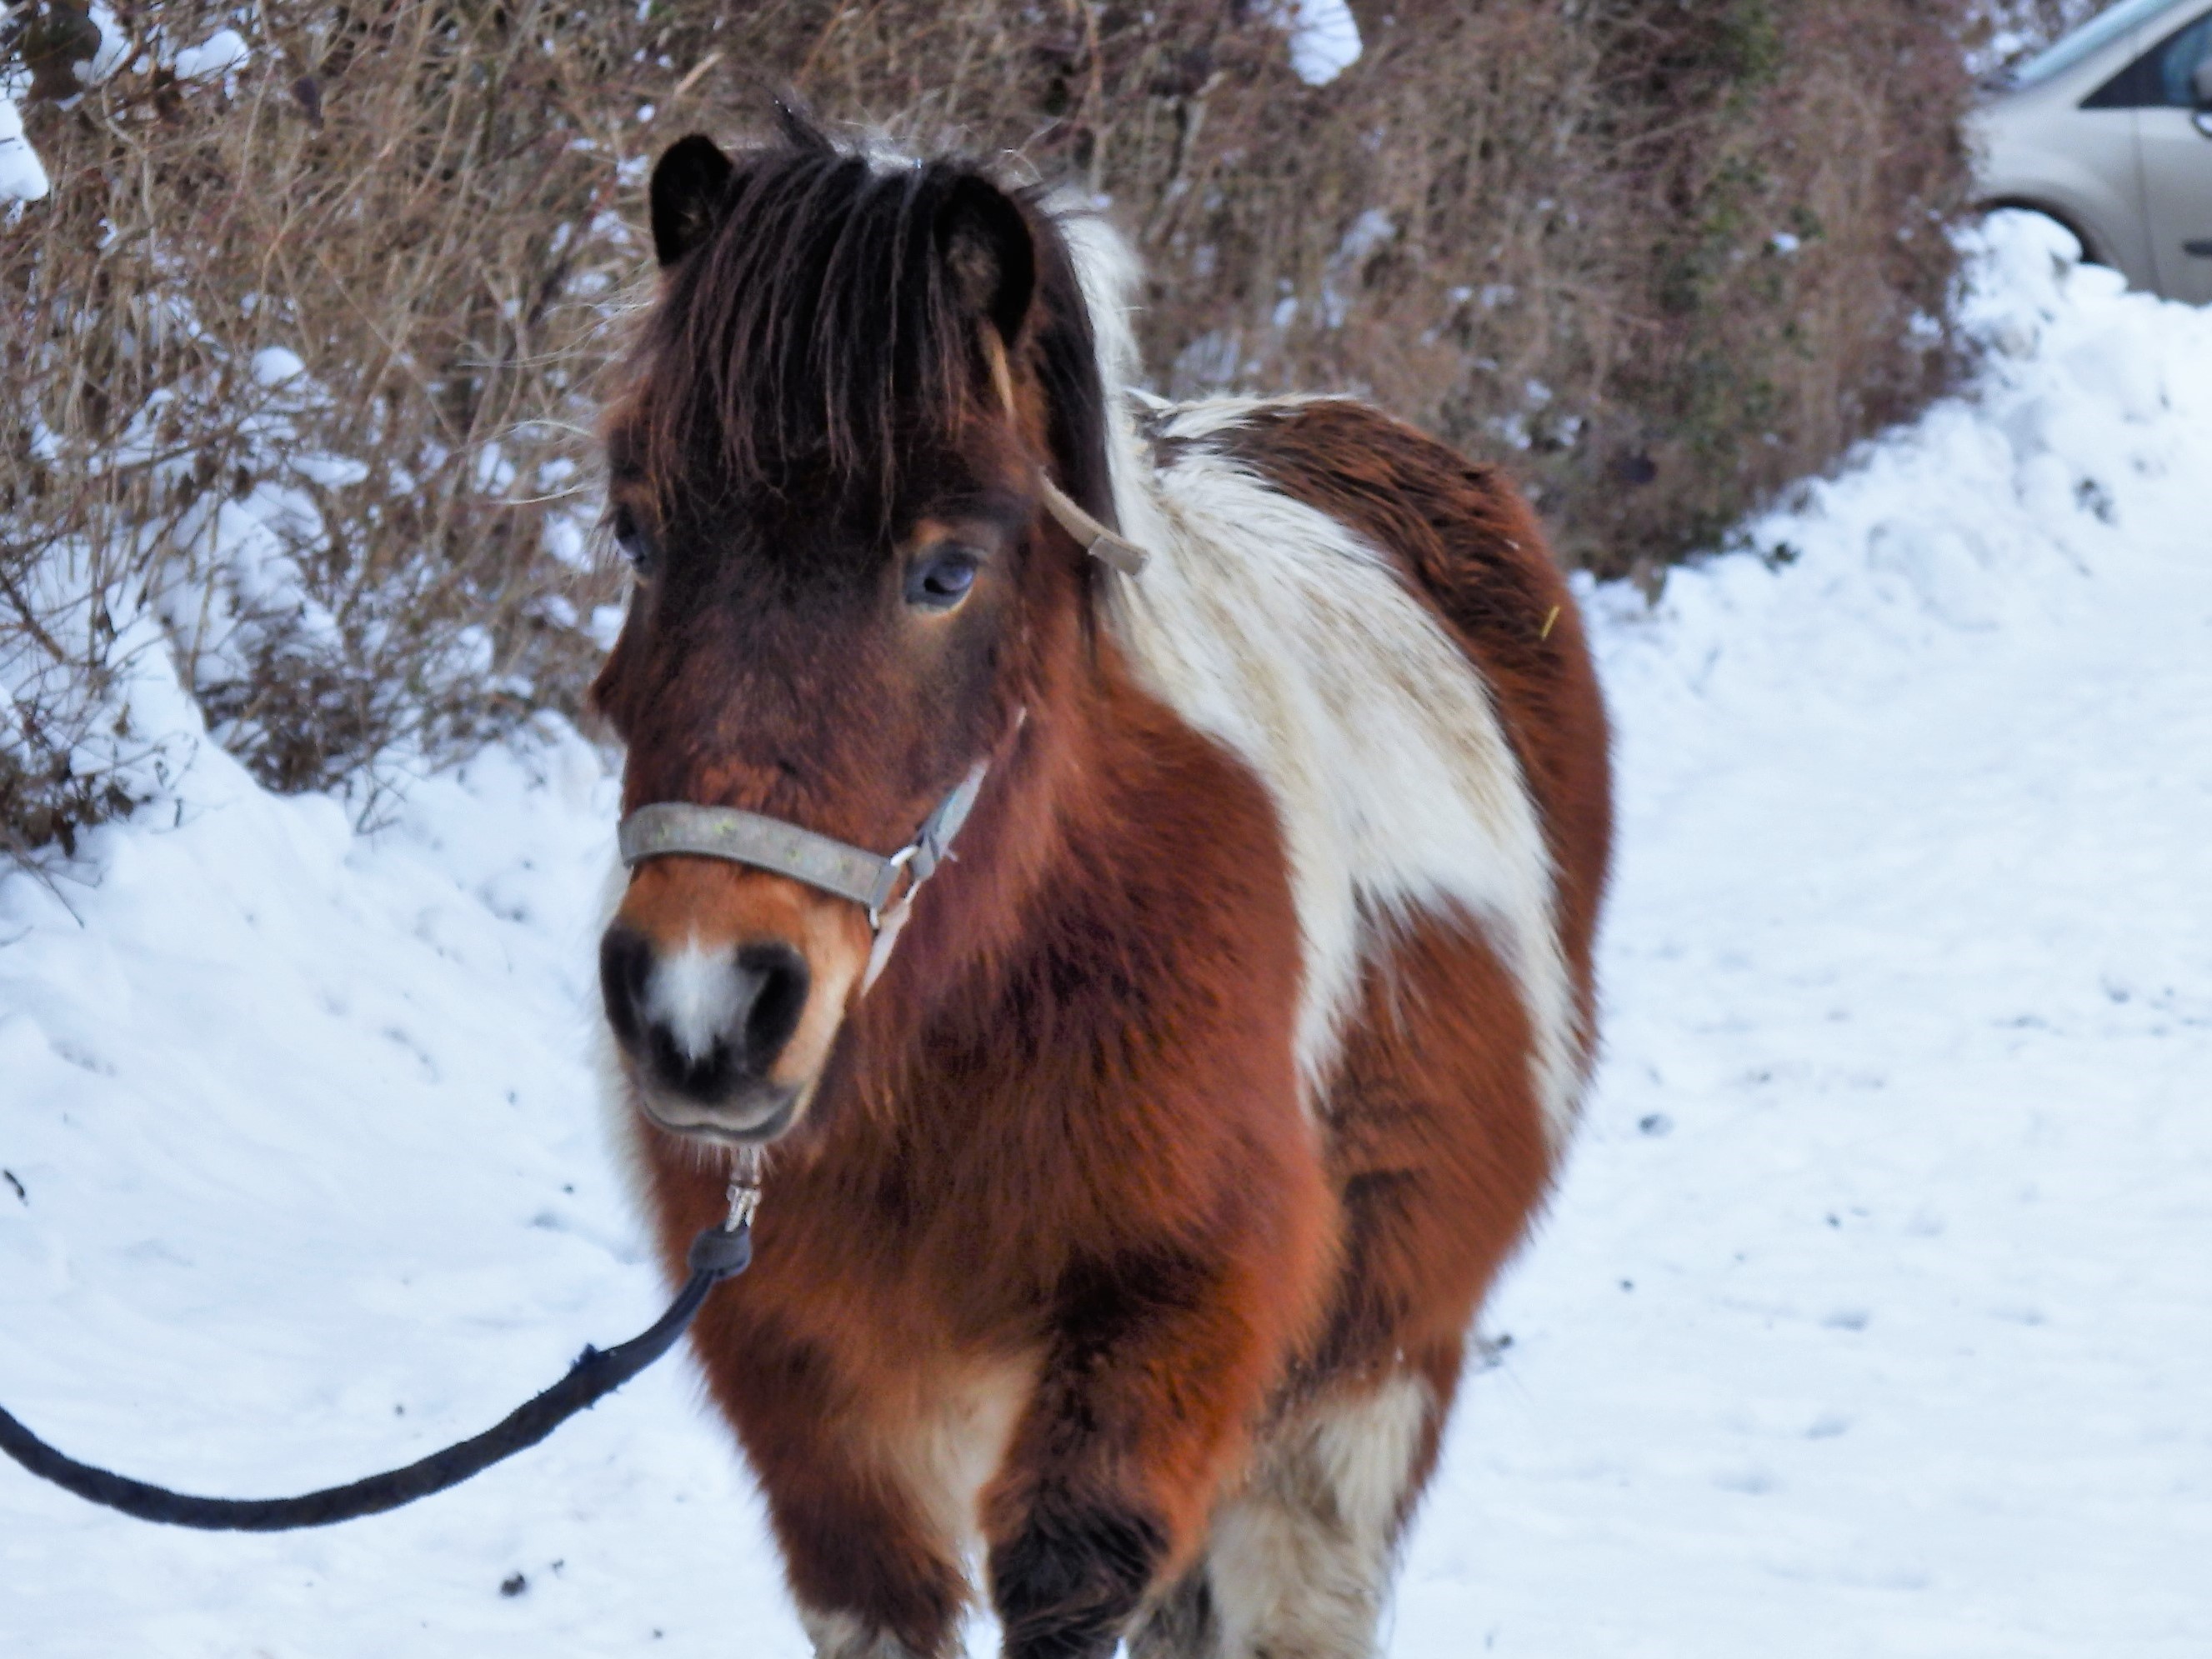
{"left": 2084, "top": 6, "right": 2212, "bottom": 105}
{"left": 2014, "top": 0, "right": 2178, "bottom": 88}
{"left": 2153, "top": 12, "right": 2212, "bottom": 101}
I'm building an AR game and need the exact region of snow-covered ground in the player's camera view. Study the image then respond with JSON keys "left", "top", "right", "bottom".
{"left": 3, "top": 214, "right": 2207, "bottom": 1656}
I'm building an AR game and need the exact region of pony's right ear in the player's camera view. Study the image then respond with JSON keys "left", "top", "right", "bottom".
{"left": 936, "top": 176, "right": 1037, "bottom": 349}
{"left": 650, "top": 135, "right": 735, "bottom": 268}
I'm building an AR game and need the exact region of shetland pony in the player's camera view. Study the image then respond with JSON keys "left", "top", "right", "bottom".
{"left": 591, "top": 117, "right": 1611, "bottom": 1659}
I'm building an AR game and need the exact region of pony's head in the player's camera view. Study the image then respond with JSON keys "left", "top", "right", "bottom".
{"left": 591, "top": 118, "right": 1118, "bottom": 1146}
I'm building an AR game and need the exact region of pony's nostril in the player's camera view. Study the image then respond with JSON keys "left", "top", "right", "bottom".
{"left": 736, "top": 942, "right": 809, "bottom": 1068}
{"left": 598, "top": 924, "right": 655, "bottom": 1049}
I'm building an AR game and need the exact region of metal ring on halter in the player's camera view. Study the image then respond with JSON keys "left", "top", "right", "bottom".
{"left": 866, "top": 842, "right": 920, "bottom": 932}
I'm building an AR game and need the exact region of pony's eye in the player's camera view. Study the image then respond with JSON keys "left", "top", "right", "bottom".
{"left": 904, "top": 548, "right": 980, "bottom": 612}
{"left": 610, "top": 504, "right": 654, "bottom": 573}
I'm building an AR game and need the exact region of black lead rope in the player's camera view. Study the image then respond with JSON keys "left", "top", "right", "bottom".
{"left": 0, "top": 1221, "right": 751, "bottom": 1532}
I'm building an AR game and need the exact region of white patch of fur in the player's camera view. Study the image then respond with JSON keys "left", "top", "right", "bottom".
{"left": 796, "top": 1606, "right": 923, "bottom": 1659}
{"left": 878, "top": 1353, "right": 1037, "bottom": 1564}
{"left": 1306, "top": 1373, "right": 1431, "bottom": 1548}
{"left": 1053, "top": 199, "right": 1149, "bottom": 409}
{"left": 1056, "top": 202, "right": 1584, "bottom": 1145}
{"left": 790, "top": 1354, "right": 1033, "bottom": 1654}
{"left": 643, "top": 934, "right": 742, "bottom": 1062}
{"left": 588, "top": 868, "right": 752, "bottom": 1224}
{"left": 1201, "top": 1375, "right": 1434, "bottom": 1659}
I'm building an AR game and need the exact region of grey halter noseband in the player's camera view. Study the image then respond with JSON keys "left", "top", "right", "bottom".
{"left": 618, "top": 760, "right": 990, "bottom": 932}
{"left": 614, "top": 476, "right": 1145, "bottom": 985}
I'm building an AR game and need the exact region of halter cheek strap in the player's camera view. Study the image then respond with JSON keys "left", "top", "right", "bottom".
{"left": 981, "top": 330, "right": 1149, "bottom": 577}
{"left": 1036, "top": 474, "right": 1148, "bottom": 576}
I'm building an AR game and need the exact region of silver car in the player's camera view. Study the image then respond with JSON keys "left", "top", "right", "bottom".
{"left": 1969, "top": 0, "right": 2212, "bottom": 302}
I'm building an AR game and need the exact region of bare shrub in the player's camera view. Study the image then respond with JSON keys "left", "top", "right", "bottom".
{"left": 5, "top": 0, "right": 1981, "bottom": 857}
{"left": 4, "top": 0, "right": 643, "bottom": 852}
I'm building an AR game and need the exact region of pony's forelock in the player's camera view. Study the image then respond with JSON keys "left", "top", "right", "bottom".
{"left": 635, "top": 130, "right": 1071, "bottom": 532}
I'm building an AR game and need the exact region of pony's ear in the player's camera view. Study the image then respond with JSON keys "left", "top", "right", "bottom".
{"left": 650, "top": 135, "right": 735, "bottom": 268}
{"left": 936, "top": 176, "right": 1036, "bottom": 348}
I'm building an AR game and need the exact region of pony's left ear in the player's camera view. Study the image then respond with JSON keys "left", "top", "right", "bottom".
{"left": 936, "top": 176, "right": 1036, "bottom": 348}
{"left": 650, "top": 135, "right": 735, "bottom": 268}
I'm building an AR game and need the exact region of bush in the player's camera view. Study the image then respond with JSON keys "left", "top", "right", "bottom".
{"left": 3, "top": 1, "right": 651, "bottom": 855}
{"left": 4, "top": 0, "right": 1988, "bottom": 858}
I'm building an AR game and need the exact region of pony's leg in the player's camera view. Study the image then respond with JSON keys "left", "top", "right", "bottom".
{"left": 709, "top": 1327, "right": 972, "bottom": 1659}
{"left": 796, "top": 1608, "right": 933, "bottom": 1659}
{"left": 769, "top": 1455, "right": 968, "bottom": 1659}
{"left": 762, "top": 1450, "right": 969, "bottom": 1659}
{"left": 1126, "top": 1568, "right": 1222, "bottom": 1659}
{"left": 1199, "top": 1357, "right": 1459, "bottom": 1659}
{"left": 978, "top": 1253, "right": 1308, "bottom": 1659}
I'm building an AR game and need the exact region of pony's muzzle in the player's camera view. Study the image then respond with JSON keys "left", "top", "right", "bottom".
{"left": 599, "top": 922, "right": 810, "bottom": 1139}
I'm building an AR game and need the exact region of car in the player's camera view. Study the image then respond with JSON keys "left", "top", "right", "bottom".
{"left": 1968, "top": 0, "right": 2212, "bottom": 302}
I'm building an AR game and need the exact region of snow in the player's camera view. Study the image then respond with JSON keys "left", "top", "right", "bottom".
{"left": 250, "top": 347, "right": 308, "bottom": 387}
{"left": 3, "top": 212, "right": 2210, "bottom": 1654}
{"left": 1279, "top": 0, "right": 1364, "bottom": 87}
{"left": 1, "top": 92, "right": 49, "bottom": 204}
{"left": 1390, "top": 210, "right": 2212, "bottom": 1656}
{"left": 84, "top": 5, "right": 131, "bottom": 87}
{"left": 172, "top": 29, "right": 250, "bottom": 83}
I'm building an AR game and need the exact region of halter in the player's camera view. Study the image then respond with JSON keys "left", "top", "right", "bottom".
{"left": 616, "top": 473, "right": 1145, "bottom": 987}
{"left": 1036, "top": 472, "right": 1148, "bottom": 576}
{"left": 618, "top": 757, "right": 991, "bottom": 989}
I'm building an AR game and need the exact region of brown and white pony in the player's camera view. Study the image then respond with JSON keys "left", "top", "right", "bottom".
{"left": 590, "top": 116, "right": 1611, "bottom": 1659}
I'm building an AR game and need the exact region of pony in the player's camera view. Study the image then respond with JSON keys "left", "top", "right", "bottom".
{"left": 589, "top": 114, "right": 1611, "bottom": 1659}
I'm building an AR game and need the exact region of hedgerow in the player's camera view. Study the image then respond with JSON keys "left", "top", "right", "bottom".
{"left": 2, "top": 0, "right": 2049, "bottom": 857}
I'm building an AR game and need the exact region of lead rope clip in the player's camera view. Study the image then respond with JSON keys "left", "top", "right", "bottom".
{"left": 725, "top": 1147, "right": 763, "bottom": 1235}
{"left": 683, "top": 1147, "right": 761, "bottom": 1282}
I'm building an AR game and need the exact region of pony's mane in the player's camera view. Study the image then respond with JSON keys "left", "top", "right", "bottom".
{"left": 635, "top": 121, "right": 1117, "bottom": 537}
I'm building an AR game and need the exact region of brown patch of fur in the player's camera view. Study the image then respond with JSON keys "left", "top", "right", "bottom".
{"left": 1309, "top": 906, "right": 1555, "bottom": 1388}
